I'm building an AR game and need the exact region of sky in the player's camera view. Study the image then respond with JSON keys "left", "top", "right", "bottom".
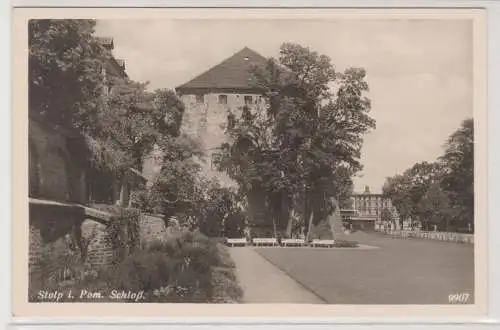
{"left": 95, "top": 19, "right": 473, "bottom": 194}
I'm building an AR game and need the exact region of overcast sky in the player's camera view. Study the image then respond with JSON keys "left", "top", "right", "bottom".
{"left": 95, "top": 19, "right": 472, "bottom": 193}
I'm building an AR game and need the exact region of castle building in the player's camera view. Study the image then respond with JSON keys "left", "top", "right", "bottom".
{"left": 175, "top": 47, "right": 268, "bottom": 186}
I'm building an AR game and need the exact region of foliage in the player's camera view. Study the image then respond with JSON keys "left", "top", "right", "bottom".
{"left": 29, "top": 231, "right": 243, "bottom": 303}
{"left": 380, "top": 207, "right": 393, "bottom": 223}
{"left": 383, "top": 119, "right": 474, "bottom": 232}
{"left": 101, "top": 206, "right": 141, "bottom": 261}
{"left": 153, "top": 88, "right": 186, "bottom": 137}
{"left": 29, "top": 234, "right": 84, "bottom": 297}
{"left": 214, "top": 43, "right": 375, "bottom": 236}
{"left": 439, "top": 118, "right": 474, "bottom": 230}
{"left": 308, "top": 221, "right": 334, "bottom": 240}
{"left": 332, "top": 240, "right": 359, "bottom": 248}
{"left": 29, "top": 19, "right": 184, "bottom": 176}
{"left": 29, "top": 19, "right": 106, "bottom": 130}
{"left": 114, "top": 231, "right": 242, "bottom": 303}
{"left": 198, "top": 181, "right": 246, "bottom": 238}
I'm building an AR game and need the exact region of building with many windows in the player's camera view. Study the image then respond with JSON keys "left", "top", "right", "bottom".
{"left": 345, "top": 186, "right": 400, "bottom": 231}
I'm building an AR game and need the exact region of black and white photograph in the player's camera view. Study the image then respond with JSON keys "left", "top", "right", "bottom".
{"left": 14, "top": 8, "right": 487, "bottom": 317}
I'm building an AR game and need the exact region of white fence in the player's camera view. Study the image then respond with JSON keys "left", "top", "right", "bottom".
{"left": 382, "top": 230, "right": 474, "bottom": 244}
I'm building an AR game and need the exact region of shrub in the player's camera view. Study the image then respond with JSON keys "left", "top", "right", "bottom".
{"left": 309, "top": 220, "right": 334, "bottom": 240}
{"left": 105, "top": 230, "right": 241, "bottom": 303}
{"left": 210, "top": 243, "right": 243, "bottom": 303}
{"left": 29, "top": 234, "right": 93, "bottom": 302}
{"left": 333, "top": 240, "right": 359, "bottom": 248}
{"left": 29, "top": 228, "right": 242, "bottom": 303}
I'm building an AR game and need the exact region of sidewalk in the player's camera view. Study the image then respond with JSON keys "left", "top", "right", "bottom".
{"left": 228, "top": 247, "right": 325, "bottom": 304}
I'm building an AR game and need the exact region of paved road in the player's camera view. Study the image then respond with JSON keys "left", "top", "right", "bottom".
{"left": 228, "top": 247, "right": 325, "bottom": 304}
{"left": 254, "top": 232, "right": 474, "bottom": 304}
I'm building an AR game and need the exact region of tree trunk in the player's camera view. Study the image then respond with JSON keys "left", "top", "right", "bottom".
{"left": 305, "top": 210, "right": 314, "bottom": 242}
{"left": 286, "top": 212, "right": 293, "bottom": 238}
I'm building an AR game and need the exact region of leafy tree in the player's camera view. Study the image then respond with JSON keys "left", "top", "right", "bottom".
{"left": 380, "top": 207, "right": 393, "bottom": 224}
{"left": 152, "top": 88, "right": 186, "bottom": 137}
{"left": 138, "top": 134, "right": 203, "bottom": 217}
{"left": 383, "top": 161, "right": 443, "bottom": 228}
{"left": 29, "top": 19, "right": 106, "bottom": 131}
{"left": 214, "top": 43, "right": 375, "bottom": 237}
{"left": 198, "top": 182, "right": 245, "bottom": 238}
{"left": 440, "top": 118, "right": 474, "bottom": 230}
{"left": 416, "top": 182, "right": 452, "bottom": 231}
{"left": 29, "top": 19, "right": 159, "bottom": 175}
{"left": 383, "top": 119, "right": 474, "bottom": 232}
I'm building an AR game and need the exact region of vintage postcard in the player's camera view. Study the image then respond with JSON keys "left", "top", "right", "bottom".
{"left": 11, "top": 7, "right": 488, "bottom": 318}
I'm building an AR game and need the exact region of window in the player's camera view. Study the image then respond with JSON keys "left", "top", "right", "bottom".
{"left": 195, "top": 94, "right": 204, "bottom": 103}
{"left": 218, "top": 94, "right": 228, "bottom": 104}
{"left": 244, "top": 95, "right": 253, "bottom": 105}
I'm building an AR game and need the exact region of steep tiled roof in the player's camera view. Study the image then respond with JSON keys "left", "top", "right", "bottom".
{"left": 176, "top": 47, "right": 268, "bottom": 93}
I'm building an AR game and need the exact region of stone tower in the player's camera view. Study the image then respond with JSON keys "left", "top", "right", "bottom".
{"left": 175, "top": 47, "right": 268, "bottom": 187}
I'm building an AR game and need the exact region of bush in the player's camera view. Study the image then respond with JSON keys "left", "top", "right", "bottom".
{"left": 309, "top": 220, "right": 334, "bottom": 240}
{"left": 333, "top": 240, "right": 359, "bottom": 248}
{"left": 29, "top": 227, "right": 242, "bottom": 303}
{"left": 98, "top": 230, "right": 241, "bottom": 303}
{"left": 211, "top": 244, "right": 243, "bottom": 303}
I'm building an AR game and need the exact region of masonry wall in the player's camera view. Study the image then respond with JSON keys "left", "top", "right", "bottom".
{"left": 180, "top": 92, "right": 266, "bottom": 188}
{"left": 28, "top": 117, "right": 170, "bottom": 293}
{"left": 29, "top": 118, "right": 88, "bottom": 203}
{"left": 29, "top": 204, "right": 169, "bottom": 294}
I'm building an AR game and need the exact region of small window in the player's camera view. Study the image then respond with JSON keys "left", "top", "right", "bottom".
{"left": 195, "top": 94, "right": 204, "bottom": 103}
{"left": 244, "top": 95, "right": 253, "bottom": 105}
{"left": 218, "top": 95, "right": 228, "bottom": 104}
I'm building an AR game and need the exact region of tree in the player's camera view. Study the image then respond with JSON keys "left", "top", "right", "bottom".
{"left": 383, "top": 161, "right": 444, "bottom": 228}
{"left": 214, "top": 43, "right": 376, "bottom": 237}
{"left": 29, "top": 19, "right": 107, "bottom": 130}
{"left": 440, "top": 118, "right": 474, "bottom": 231}
{"left": 383, "top": 118, "right": 473, "bottom": 233}
{"left": 380, "top": 207, "right": 393, "bottom": 224}
{"left": 416, "top": 182, "right": 452, "bottom": 231}
{"left": 29, "top": 19, "right": 159, "bottom": 175}
{"left": 140, "top": 134, "right": 204, "bottom": 218}
{"left": 198, "top": 181, "right": 245, "bottom": 238}
{"left": 152, "top": 88, "right": 186, "bottom": 137}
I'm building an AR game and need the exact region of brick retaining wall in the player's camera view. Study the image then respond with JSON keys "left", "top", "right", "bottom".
{"left": 29, "top": 199, "right": 169, "bottom": 292}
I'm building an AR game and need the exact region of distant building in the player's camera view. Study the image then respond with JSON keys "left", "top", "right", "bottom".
{"left": 175, "top": 47, "right": 268, "bottom": 187}
{"left": 346, "top": 186, "right": 400, "bottom": 231}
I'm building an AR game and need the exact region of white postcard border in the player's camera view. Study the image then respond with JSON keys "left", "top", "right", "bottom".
{"left": 4, "top": 2, "right": 499, "bottom": 326}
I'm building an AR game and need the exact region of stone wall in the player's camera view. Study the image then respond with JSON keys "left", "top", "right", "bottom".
{"left": 180, "top": 92, "right": 265, "bottom": 188}
{"left": 139, "top": 213, "right": 170, "bottom": 247}
{"left": 29, "top": 117, "right": 87, "bottom": 203}
{"left": 29, "top": 200, "right": 170, "bottom": 280}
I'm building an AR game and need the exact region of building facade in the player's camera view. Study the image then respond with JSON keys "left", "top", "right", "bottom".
{"left": 348, "top": 186, "right": 400, "bottom": 231}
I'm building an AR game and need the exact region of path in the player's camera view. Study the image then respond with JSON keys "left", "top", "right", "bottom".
{"left": 228, "top": 247, "right": 325, "bottom": 304}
